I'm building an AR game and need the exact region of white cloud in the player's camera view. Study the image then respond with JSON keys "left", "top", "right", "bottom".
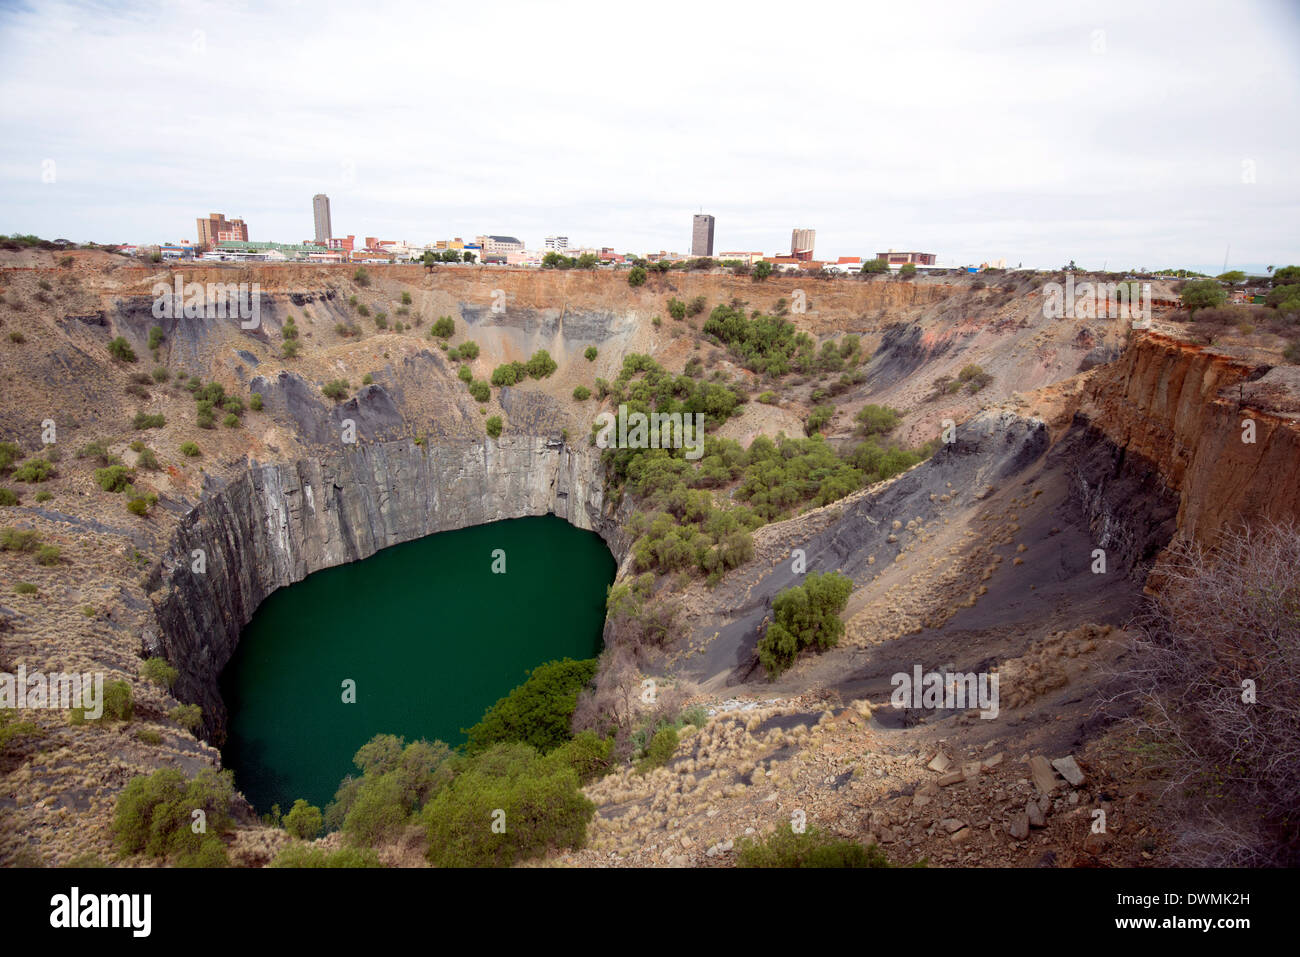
{"left": 0, "top": 0, "right": 1297, "bottom": 271}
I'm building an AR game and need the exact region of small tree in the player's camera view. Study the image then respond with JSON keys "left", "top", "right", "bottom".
{"left": 485, "top": 415, "right": 503, "bottom": 438}
{"left": 752, "top": 261, "right": 773, "bottom": 280}
{"left": 283, "top": 799, "right": 324, "bottom": 840}
{"left": 627, "top": 266, "right": 647, "bottom": 287}
{"left": 1181, "top": 280, "right": 1227, "bottom": 312}
{"left": 757, "top": 571, "right": 853, "bottom": 676}
{"left": 108, "top": 337, "right": 137, "bottom": 362}
{"left": 322, "top": 380, "right": 350, "bottom": 401}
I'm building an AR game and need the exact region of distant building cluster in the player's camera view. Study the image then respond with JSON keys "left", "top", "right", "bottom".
{"left": 155, "top": 197, "right": 976, "bottom": 271}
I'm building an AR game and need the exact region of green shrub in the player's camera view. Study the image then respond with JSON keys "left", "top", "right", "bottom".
{"left": 270, "top": 844, "right": 380, "bottom": 868}
{"left": 71, "top": 679, "right": 132, "bottom": 724}
{"left": 373, "top": 312, "right": 387, "bottom": 329}
{"left": 485, "top": 415, "right": 503, "bottom": 438}
{"left": 627, "top": 266, "right": 647, "bottom": 287}
{"left": 1182, "top": 279, "right": 1227, "bottom": 311}
{"left": 423, "top": 743, "right": 594, "bottom": 867}
{"left": 432, "top": 316, "right": 455, "bottom": 338}
{"left": 668, "top": 297, "right": 687, "bottom": 319}
{"left": 126, "top": 497, "right": 149, "bottom": 516}
{"left": 361, "top": 373, "right": 374, "bottom": 386}
{"left": 573, "top": 385, "right": 591, "bottom": 400}
{"left": 34, "top": 490, "right": 51, "bottom": 502}
{"left": 757, "top": 571, "right": 853, "bottom": 676}
{"left": 855, "top": 404, "right": 901, "bottom": 436}
{"left": 0, "top": 488, "right": 16, "bottom": 506}
{"left": 136, "top": 728, "right": 162, "bottom": 746}
{"left": 957, "top": 364, "right": 993, "bottom": 393}
{"left": 329, "top": 736, "right": 455, "bottom": 846}
{"left": 14, "top": 582, "right": 37, "bottom": 595}
{"left": 401, "top": 291, "right": 413, "bottom": 306}
{"left": 281, "top": 339, "right": 302, "bottom": 359}
{"left": 491, "top": 362, "right": 525, "bottom": 387}
{"left": 584, "top": 346, "right": 598, "bottom": 361}
{"left": 356, "top": 303, "right": 370, "bottom": 318}
{"left": 458, "top": 364, "right": 473, "bottom": 383}
{"left": 112, "top": 767, "right": 234, "bottom": 861}
{"left": 169, "top": 704, "right": 202, "bottom": 733}
{"left": 635, "top": 725, "right": 678, "bottom": 774}
{"left": 222, "top": 412, "right": 239, "bottom": 428}
{"left": 108, "top": 337, "right": 137, "bottom": 362}
{"left": 757, "top": 391, "right": 777, "bottom": 404}
{"left": 94, "top": 465, "right": 133, "bottom": 492}
{"left": 457, "top": 340, "right": 480, "bottom": 360}
{"left": 526, "top": 349, "right": 557, "bottom": 378}
{"left": 179, "top": 441, "right": 200, "bottom": 457}
{"left": 0, "top": 527, "right": 39, "bottom": 551}
{"left": 805, "top": 404, "right": 834, "bottom": 436}
{"left": 11, "top": 458, "right": 54, "bottom": 482}
{"left": 283, "top": 798, "right": 324, "bottom": 840}
{"left": 322, "top": 379, "right": 350, "bottom": 401}
{"left": 353, "top": 267, "right": 371, "bottom": 286}
{"left": 0, "top": 441, "right": 21, "bottom": 472}
{"left": 545, "top": 730, "right": 614, "bottom": 785}
{"left": 35, "top": 544, "right": 61, "bottom": 566}
{"left": 468, "top": 380, "right": 490, "bottom": 403}
{"left": 8, "top": 331, "right": 24, "bottom": 344}
{"left": 464, "top": 659, "right": 598, "bottom": 755}
{"left": 151, "top": 366, "right": 170, "bottom": 383}
{"left": 702, "top": 303, "right": 816, "bottom": 376}
{"left": 141, "top": 657, "right": 177, "bottom": 689}
{"left": 737, "top": 824, "right": 895, "bottom": 867}
{"left": 0, "top": 709, "right": 41, "bottom": 752}
{"left": 133, "top": 447, "right": 159, "bottom": 470}
{"left": 250, "top": 392, "right": 263, "bottom": 411}
{"left": 131, "top": 412, "right": 165, "bottom": 430}
{"left": 147, "top": 326, "right": 164, "bottom": 350}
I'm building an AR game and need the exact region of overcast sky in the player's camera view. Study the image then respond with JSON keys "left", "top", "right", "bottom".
{"left": 1, "top": 0, "right": 1297, "bottom": 272}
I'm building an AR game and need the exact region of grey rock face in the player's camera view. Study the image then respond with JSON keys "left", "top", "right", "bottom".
{"left": 150, "top": 436, "right": 626, "bottom": 739}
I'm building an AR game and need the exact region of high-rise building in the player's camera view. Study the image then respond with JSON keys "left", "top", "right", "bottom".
{"left": 791, "top": 228, "right": 816, "bottom": 261}
{"left": 196, "top": 213, "right": 248, "bottom": 248}
{"left": 313, "top": 194, "right": 332, "bottom": 245}
{"left": 691, "top": 214, "right": 715, "bottom": 257}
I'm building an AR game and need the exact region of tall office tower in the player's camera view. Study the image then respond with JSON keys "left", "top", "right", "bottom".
{"left": 691, "top": 214, "right": 715, "bottom": 257}
{"left": 313, "top": 194, "right": 332, "bottom": 244}
{"left": 791, "top": 228, "right": 816, "bottom": 261}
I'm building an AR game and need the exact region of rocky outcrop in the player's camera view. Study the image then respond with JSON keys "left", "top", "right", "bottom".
{"left": 1078, "top": 332, "right": 1300, "bottom": 550}
{"left": 149, "top": 436, "right": 626, "bottom": 740}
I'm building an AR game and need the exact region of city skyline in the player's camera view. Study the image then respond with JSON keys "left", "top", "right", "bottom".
{"left": 1, "top": 1, "right": 1298, "bottom": 273}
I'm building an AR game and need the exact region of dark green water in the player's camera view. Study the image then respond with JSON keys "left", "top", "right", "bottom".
{"left": 219, "top": 515, "right": 615, "bottom": 814}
